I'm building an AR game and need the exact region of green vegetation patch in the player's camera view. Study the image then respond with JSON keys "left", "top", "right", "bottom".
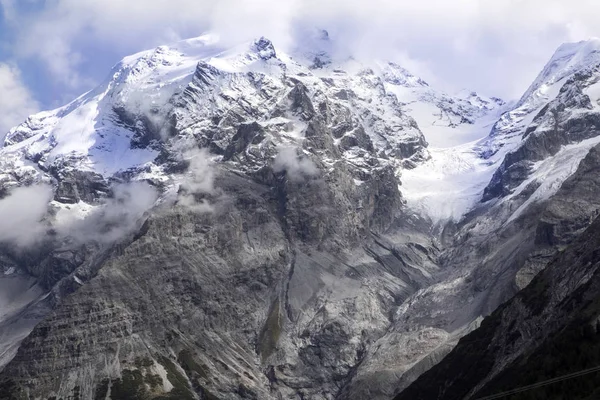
{"left": 109, "top": 370, "right": 148, "bottom": 400}
{"left": 155, "top": 356, "right": 195, "bottom": 400}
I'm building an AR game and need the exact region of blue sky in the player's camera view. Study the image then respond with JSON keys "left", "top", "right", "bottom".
{"left": 0, "top": 1, "right": 200, "bottom": 108}
{"left": 1, "top": 0, "right": 600, "bottom": 135}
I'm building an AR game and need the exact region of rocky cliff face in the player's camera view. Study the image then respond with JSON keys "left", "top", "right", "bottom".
{"left": 2, "top": 32, "right": 600, "bottom": 400}
{"left": 395, "top": 180, "right": 600, "bottom": 400}
{"left": 0, "top": 34, "right": 442, "bottom": 400}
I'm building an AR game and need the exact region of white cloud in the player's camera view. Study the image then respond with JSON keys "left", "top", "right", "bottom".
{"left": 273, "top": 146, "right": 318, "bottom": 181}
{"left": 54, "top": 181, "right": 159, "bottom": 244}
{"left": 180, "top": 149, "right": 215, "bottom": 194}
{"left": 0, "top": 181, "right": 159, "bottom": 248}
{"left": 0, "top": 0, "right": 16, "bottom": 21}
{"left": 7, "top": 0, "right": 600, "bottom": 99}
{"left": 13, "top": 0, "right": 214, "bottom": 87}
{"left": 0, "top": 63, "right": 39, "bottom": 142}
{"left": 0, "top": 184, "right": 53, "bottom": 247}
{"left": 177, "top": 147, "right": 216, "bottom": 212}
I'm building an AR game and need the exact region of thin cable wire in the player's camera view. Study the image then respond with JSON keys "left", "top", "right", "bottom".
{"left": 474, "top": 365, "right": 600, "bottom": 400}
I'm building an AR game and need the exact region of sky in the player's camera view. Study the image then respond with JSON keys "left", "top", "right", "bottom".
{"left": 1, "top": 0, "right": 600, "bottom": 135}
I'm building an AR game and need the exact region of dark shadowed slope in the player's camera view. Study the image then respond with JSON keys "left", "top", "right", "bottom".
{"left": 396, "top": 200, "right": 600, "bottom": 400}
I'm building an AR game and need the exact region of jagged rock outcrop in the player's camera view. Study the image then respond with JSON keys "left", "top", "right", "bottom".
{"left": 483, "top": 67, "right": 600, "bottom": 202}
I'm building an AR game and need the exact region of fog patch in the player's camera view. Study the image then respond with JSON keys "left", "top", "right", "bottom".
{"left": 273, "top": 146, "right": 318, "bottom": 181}
{"left": 0, "top": 185, "right": 53, "bottom": 247}
{"left": 117, "top": 85, "right": 179, "bottom": 142}
{"left": 0, "top": 63, "right": 40, "bottom": 144}
{"left": 55, "top": 181, "right": 159, "bottom": 244}
{"left": 180, "top": 148, "right": 215, "bottom": 194}
{"left": 177, "top": 148, "right": 216, "bottom": 213}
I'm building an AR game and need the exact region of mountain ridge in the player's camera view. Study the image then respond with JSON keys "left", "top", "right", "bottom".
{"left": 2, "top": 34, "right": 600, "bottom": 400}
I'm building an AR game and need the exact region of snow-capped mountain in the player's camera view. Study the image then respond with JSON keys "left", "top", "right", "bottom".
{"left": 0, "top": 32, "right": 507, "bottom": 189}
{"left": 395, "top": 41, "right": 600, "bottom": 399}
{"left": 3, "top": 31, "right": 600, "bottom": 400}
{"left": 392, "top": 37, "right": 600, "bottom": 400}
{"left": 382, "top": 65, "right": 505, "bottom": 148}
{"left": 401, "top": 38, "right": 600, "bottom": 223}
{"left": 0, "top": 32, "right": 464, "bottom": 400}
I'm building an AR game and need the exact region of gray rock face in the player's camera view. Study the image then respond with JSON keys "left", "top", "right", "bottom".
{"left": 0, "top": 163, "right": 437, "bottom": 400}
{"left": 341, "top": 48, "right": 600, "bottom": 399}
{"left": 396, "top": 204, "right": 600, "bottom": 400}
{"left": 52, "top": 170, "right": 110, "bottom": 204}
{"left": 390, "top": 52, "right": 600, "bottom": 399}
{"left": 483, "top": 67, "right": 600, "bottom": 201}
{"left": 368, "top": 66, "right": 600, "bottom": 400}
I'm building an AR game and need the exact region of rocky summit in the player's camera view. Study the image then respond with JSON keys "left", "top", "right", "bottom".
{"left": 2, "top": 31, "right": 600, "bottom": 400}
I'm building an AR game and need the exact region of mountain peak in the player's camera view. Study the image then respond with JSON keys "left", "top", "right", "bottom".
{"left": 252, "top": 37, "right": 277, "bottom": 60}
{"left": 518, "top": 37, "right": 600, "bottom": 108}
{"left": 381, "top": 62, "right": 429, "bottom": 88}
{"left": 555, "top": 37, "right": 600, "bottom": 53}
{"left": 547, "top": 37, "right": 600, "bottom": 76}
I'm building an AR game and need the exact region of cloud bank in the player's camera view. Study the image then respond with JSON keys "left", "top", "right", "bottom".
{"left": 177, "top": 147, "right": 216, "bottom": 212}
{"left": 0, "top": 63, "right": 39, "bottom": 142}
{"left": 0, "top": 181, "right": 159, "bottom": 249}
{"left": 0, "top": 184, "right": 53, "bottom": 247}
{"left": 2, "top": 1, "right": 600, "bottom": 110}
{"left": 273, "top": 146, "right": 318, "bottom": 181}
{"left": 55, "top": 181, "right": 159, "bottom": 244}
